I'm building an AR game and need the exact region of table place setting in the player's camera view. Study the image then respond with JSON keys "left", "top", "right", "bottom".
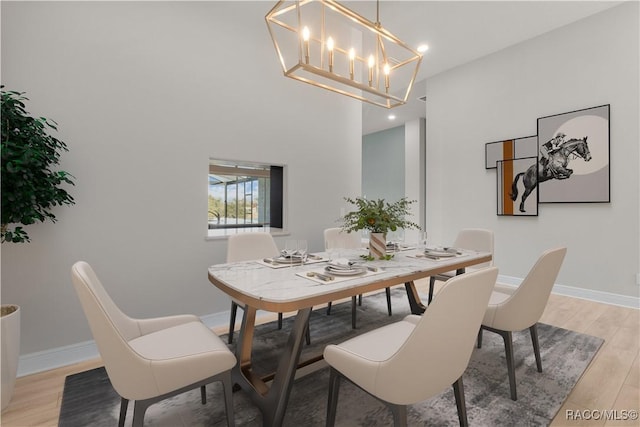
{"left": 407, "top": 246, "right": 468, "bottom": 261}
{"left": 256, "top": 238, "right": 331, "bottom": 268}
{"left": 257, "top": 253, "right": 328, "bottom": 269}
{"left": 297, "top": 258, "right": 384, "bottom": 284}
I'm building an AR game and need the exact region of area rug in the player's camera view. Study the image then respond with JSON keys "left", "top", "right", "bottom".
{"left": 59, "top": 288, "right": 603, "bottom": 426}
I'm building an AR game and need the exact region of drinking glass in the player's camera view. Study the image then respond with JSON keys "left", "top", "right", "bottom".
{"left": 297, "top": 240, "right": 308, "bottom": 263}
{"left": 418, "top": 231, "right": 428, "bottom": 251}
{"left": 283, "top": 239, "right": 297, "bottom": 266}
{"left": 284, "top": 239, "right": 297, "bottom": 258}
{"left": 389, "top": 229, "right": 405, "bottom": 253}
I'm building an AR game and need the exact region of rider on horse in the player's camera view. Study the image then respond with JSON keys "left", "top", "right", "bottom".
{"left": 540, "top": 132, "right": 566, "bottom": 178}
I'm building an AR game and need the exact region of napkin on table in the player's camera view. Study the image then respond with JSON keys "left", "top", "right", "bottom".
{"left": 327, "top": 258, "right": 356, "bottom": 270}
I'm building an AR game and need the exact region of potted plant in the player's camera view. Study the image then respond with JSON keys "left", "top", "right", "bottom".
{"left": 341, "top": 196, "right": 420, "bottom": 259}
{"left": 1, "top": 87, "right": 75, "bottom": 409}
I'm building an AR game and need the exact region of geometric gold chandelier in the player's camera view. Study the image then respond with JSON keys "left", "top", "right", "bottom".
{"left": 265, "top": 0, "right": 423, "bottom": 109}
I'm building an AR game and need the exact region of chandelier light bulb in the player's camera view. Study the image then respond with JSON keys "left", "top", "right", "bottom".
{"left": 327, "top": 37, "right": 334, "bottom": 71}
{"left": 383, "top": 63, "right": 390, "bottom": 92}
{"left": 349, "top": 48, "right": 355, "bottom": 80}
{"left": 368, "top": 55, "right": 375, "bottom": 86}
{"left": 302, "top": 26, "right": 310, "bottom": 63}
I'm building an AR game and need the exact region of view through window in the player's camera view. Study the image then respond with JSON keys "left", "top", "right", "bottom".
{"left": 208, "top": 160, "right": 283, "bottom": 233}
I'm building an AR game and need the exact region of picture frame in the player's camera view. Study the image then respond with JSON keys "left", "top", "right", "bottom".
{"left": 497, "top": 156, "right": 538, "bottom": 216}
{"left": 537, "top": 104, "right": 610, "bottom": 203}
{"left": 485, "top": 135, "right": 537, "bottom": 169}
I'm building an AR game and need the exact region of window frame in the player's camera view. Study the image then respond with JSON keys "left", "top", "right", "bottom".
{"left": 207, "top": 159, "right": 285, "bottom": 238}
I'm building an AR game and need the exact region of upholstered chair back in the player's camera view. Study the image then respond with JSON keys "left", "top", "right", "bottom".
{"left": 71, "top": 261, "right": 162, "bottom": 398}
{"left": 453, "top": 228, "right": 494, "bottom": 268}
{"left": 227, "top": 232, "right": 280, "bottom": 262}
{"left": 324, "top": 227, "right": 361, "bottom": 250}
{"left": 374, "top": 267, "right": 498, "bottom": 404}
{"left": 483, "top": 247, "right": 566, "bottom": 331}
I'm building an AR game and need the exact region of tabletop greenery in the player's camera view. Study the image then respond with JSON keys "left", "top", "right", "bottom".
{"left": 341, "top": 196, "right": 420, "bottom": 234}
{"left": 1, "top": 87, "right": 75, "bottom": 243}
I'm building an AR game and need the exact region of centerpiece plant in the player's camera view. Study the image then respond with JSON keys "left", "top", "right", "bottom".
{"left": 341, "top": 196, "right": 420, "bottom": 260}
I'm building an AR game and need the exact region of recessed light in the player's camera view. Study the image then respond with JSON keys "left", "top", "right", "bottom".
{"left": 388, "top": 114, "right": 396, "bottom": 120}
{"left": 417, "top": 44, "right": 429, "bottom": 53}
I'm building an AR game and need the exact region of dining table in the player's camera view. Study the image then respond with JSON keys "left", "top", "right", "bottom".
{"left": 208, "top": 247, "right": 492, "bottom": 427}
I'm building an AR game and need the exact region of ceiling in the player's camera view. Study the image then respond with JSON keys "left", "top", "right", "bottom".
{"left": 354, "top": 1, "right": 623, "bottom": 135}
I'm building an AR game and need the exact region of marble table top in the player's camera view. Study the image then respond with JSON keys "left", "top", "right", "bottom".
{"left": 208, "top": 248, "right": 492, "bottom": 311}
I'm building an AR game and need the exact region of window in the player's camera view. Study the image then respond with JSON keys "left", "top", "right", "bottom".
{"left": 208, "top": 160, "right": 283, "bottom": 235}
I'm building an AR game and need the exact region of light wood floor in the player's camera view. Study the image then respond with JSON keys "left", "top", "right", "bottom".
{"left": 1, "top": 285, "right": 638, "bottom": 427}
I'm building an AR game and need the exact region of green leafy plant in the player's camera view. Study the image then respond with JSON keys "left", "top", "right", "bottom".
{"left": 1, "top": 88, "right": 75, "bottom": 243}
{"left": 341, "top": 196, "right": 420, "bottom": 234}
{"left": 359, "top": 253, "right": 395, "bottom": 261}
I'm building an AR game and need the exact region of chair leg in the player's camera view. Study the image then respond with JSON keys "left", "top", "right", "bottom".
{"left": 501, "top": 330, "right": 517, "bottom": 401}
{"left": 228, "top": 301, "right": 239, "bottom": 344}
{"left": 358, "top": 294, "right": 362, "bottom": 306}
{"left": 351, "top": 296, "right": 357, "bottom": 329}
{"left": 125, "top": 373, "right": 235, "bottom": 427}
{"left": 389, "top": 404, "right": 408, "bottom": 427}
{"left": 278, "top": 312, "right": 283, "bottom": 329}
{"left": 305, "top": 308, "right": 312, "bottom": 345}
{"left": 132, "top": 400, "right": 150, "bottom": 427}
{"left": 326, "top": 301, "right": 332, "bottom": 315}
{"left": 220, "top": 371, "right": 235, "bottom": 427}
{"left": 479, "top": 326, "right": 518, "bottom": 400}
{"left": 428, "top": 276, "right": 436, "bottom": 304}
{"left": 118, "top": 397, "right": 128, "bottom": 427}
{"left": 530, "top": 324, "right": 543, "bottom": 372}
{"left": 477, "top": 328, "right": 483, "bottom": 348}
{"left": 326, "top": 368, "right": 341, "bottom": 427}
{"left": 452, "top": 377, "right": 468, "bottom": 427}
{"left": 385, "top": 287, "right": 392, "bottom": 316}
{"left": 200, "top": 385, "right": 206, "bottom": 404}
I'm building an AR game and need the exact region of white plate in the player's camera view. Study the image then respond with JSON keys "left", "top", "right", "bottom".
{"left": 325, "top": 266, "right": 367, "bottom": 276}
{"left": 424, "top": 249, "right": 456, "bottom": 258}
{"left": 273, "top": 257, "right": 304, "bottom": 264}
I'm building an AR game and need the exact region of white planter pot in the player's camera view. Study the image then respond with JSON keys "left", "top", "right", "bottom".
{"left": 1, "top": 305, "right": 20, "bottom": 411}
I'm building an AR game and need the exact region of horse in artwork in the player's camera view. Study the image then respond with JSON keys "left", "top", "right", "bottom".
{"left": 510, "top": 137, "right": 592, "bottom": 212}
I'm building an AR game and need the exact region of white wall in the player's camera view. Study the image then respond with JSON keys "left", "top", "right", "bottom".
{"left": 1, "top": 1, "right": 361, "bottom": 359}
{"left": 425, "top": 2, "right": 639, "bottom": 298}
{"left": 362, "top": 125, "right": 405, "bottom": 201}
{"left": 405, "top": 118, "right": 426, "bottom": 242}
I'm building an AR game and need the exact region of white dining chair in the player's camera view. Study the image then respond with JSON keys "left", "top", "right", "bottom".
{"left": 477, "top": 247, "right": 567, "bottom": 400}
{"left": 428, "top": 228, "right": 494, "bottom": 303}
{"left": 226, "top": 232, "right": 311, "bottom": 345}
{"left": 71, "top": 261, "right": 236, "bottom": 427}
{"left": 323, "top": 227, "right": 362, "bottom": 251}
{"left": 226, "top": 232, "right": 283, "bottom": 344}
{"left": 324, "top": 267, "right": 499, "bottom": 427}
{"left": 323, "top": 227, "right": 392, "bottom": 328}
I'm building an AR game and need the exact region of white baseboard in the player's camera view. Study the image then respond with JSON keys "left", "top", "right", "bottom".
{"left": 498, "top": 274, "right": 640, "bottom": 309}
{"left": 16, "top": 278, "right": 639, "bottom": 377}
{"left": 17, "top": 340, "right": 100, "bottom": 378}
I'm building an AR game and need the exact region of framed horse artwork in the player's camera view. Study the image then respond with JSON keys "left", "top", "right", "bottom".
{"left": 497, "top": 157, "right": 538, "bottom": 216}
{"left": 536, "top": 105, "right": 610, "bottom": 204}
